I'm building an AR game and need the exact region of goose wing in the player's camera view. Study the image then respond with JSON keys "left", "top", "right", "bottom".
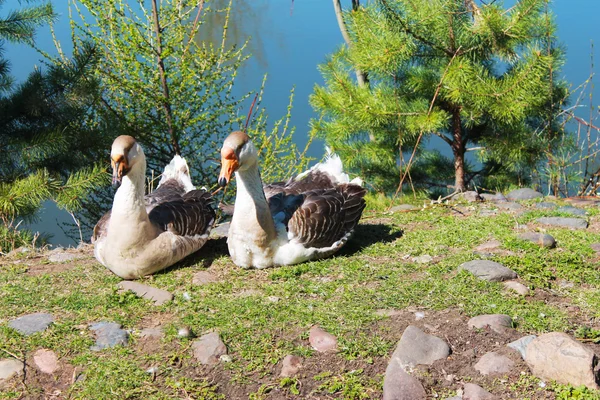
{"left": 148, "top": 189, "right": 215, "bottom": 237}
{"left": 286, "top": 184, "right": 366, "bottom": 248}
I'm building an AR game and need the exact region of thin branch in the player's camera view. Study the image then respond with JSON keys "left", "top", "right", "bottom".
{"left": 151, "top": 0, "right": 180, "bottom": 155}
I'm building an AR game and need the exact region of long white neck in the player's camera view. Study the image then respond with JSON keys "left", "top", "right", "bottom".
{"left": 108, "top": 157, "right": 154, "bottom": 244}
{"left": 232, "top": 162, "right": 277, "bottom": 242}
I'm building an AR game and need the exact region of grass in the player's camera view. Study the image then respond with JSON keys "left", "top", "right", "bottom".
{"left": 2, "top": 195, "right": 600, "bottom": 398}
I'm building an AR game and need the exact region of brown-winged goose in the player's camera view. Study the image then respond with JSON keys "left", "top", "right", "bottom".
{"left": 217, "top": 131, "right": 366, "bottom": 268}
{"left": 92, "top": 135, "right": 215, "bottom": 279}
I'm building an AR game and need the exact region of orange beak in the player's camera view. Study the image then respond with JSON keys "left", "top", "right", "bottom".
{"left": 218, "top": 147, "right": 239, "bottom": 187}
{"left": 111, "top": 155, "right": 129, "bottom": 189}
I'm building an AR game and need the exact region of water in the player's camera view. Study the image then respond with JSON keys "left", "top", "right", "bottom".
{"left": 4, "top": 0, "right": 599, "bottom": 246}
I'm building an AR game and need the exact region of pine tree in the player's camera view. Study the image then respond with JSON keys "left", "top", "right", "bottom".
{"left": 0, "top": 1, "right": 109, "bottom": 251}
{"left": 311, "top": 0, "right": 566, "bottom": 193}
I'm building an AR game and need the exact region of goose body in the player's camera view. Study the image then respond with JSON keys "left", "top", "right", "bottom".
{"left": 218, "top": 131, "right": 366, "bottom": 269}
{"left": 92, "top": 135, "right": 215, "bottom": 279}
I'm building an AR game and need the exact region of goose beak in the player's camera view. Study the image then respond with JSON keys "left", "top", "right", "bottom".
{"left": 111, "top": 157, "right": 128, "bottom": 189}
{"left": 219, "top": 148, "right": 239, "bottom": 187}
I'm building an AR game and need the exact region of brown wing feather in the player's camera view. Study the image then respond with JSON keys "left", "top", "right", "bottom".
{"left": 287, "top": 184, "right": 366, "bottom": 248}
{"left": 148, "top": 189, "right": 215, "bottom": 237}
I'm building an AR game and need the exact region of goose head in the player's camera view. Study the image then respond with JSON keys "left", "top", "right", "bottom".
{"left": 218, "top": 131, "right": 258, "bottom": 187}
{"left": 110, "top": 135, "right": 144, "bottom": 188}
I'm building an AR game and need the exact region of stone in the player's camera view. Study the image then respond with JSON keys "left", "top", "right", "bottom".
{"left": 0, "top": 358, "right": 23, "bottom": 381}
{"left": 390, "top": 204, "right": 420, "bottom": 212}
{"left": 475, "top": 240, "right": 502, "bottom": 252}
{"left": 525, "top": 332, "right": 600, "bottom": 389}
{"left": 558, "top": 206, "right": 586, "bottom": 216}
{"left": 459, "top": 260, "right": 517, "bottom": 282}
{"left": 412, "top": 255, "right": 433, "bottom": 264}
{"left": 309, "top": 326, "right": 338, "bottom": 353}
{"left": 506, "top": 188, "right": 543, "bottom": 201}
{"left": 507, "top": 335, "right": 537, "bottom": 359}
{"left": 48, "top": 252, "right": 82, "bottom": 263}
{"left": 536, "top": 217, "right": 588, "bottom": 229}
{"left": 192, "top": 270, "right": 218, "bottom": 285}
{"left": 463, "top": 383, "right": 497, "bottom": 400}
{"left": 495, "top": 202, "right": 523, "bottom": 211}
{"left": 139, "top": 327, "right": 164, "bottom": 339}
{"left": 8, "top": 312, "right": 54, "bottom": 335}
{"left": 445, "top": 397, "right": 462, "bottom": 400}
{"left": 192, "top": 332, "right": 227, "bottom": 365}
{"left": 536, "top": 202, "right": 558, "bottom": 209}
{"left": 460, "top": 191, "right": 483, "bottom": 202}
{"left": 518, "top": 232, "right": 556, "bottom": 248}
{"left": 383, "top": 360, "right": 426, "bottom": 400}
{"left": 480, "top": 193, "right": 508, "bottom": 202}
{"left": 118, "top": 281, "right": 173, "bottom": 306}
{"left": 389, "top": 325, "right": 450, "bottom": 368}
{"left": 591, "top": 243, "right": 600, "bottom": 253}
{"left": 503, "top": 281, "right": 530, "bottom": 296}
{"left": 33, "top": 349, "right": 59, "bottom": 374}
{"left": 177, "top": 326, "right": 194, "bottom": 338}
{"left": 468, "top": 314, "right": 513, "bottom": 333}
{"left": 474, "top": 351, "right": 514, "bottom": 375}
{"left": 280, "top": 355, "right": 303, "bottom": 377}
{"left": 209, "top": 222, "right": 229, "bottom": 239}
{"left": 89, "top": 322, "right": 128, "bottom": 351}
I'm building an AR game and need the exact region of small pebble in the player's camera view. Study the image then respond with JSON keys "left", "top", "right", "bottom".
{"left": 220, "top": 354, "right": 233, "bottom": 363}
{"left": 146, "top": 366, "right": 159, "bottom": 374}
{"left": 178, "top": 327, "right": 194, "bottom": 338}
{"left": 414, "top": 311, "right": 425, "bottom": 320}
{"left": 182, "top": 292, "right": 192, "bottom": 301}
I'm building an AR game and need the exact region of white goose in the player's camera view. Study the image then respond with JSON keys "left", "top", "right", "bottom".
{"left": 92, "top": 135, "right": 215, "bottom": 279}
{"left": 218, "top": 131, "right": 367, "bottom": 269}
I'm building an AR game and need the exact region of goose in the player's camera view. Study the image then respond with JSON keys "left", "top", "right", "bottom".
{"left": 217, "top": 131, "right": 367, "bottom": 268}
{"left": 92, "top": 135, "right": 215, "bottom": 279}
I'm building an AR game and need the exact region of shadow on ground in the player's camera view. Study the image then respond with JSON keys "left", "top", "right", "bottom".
{"left": 339, "top": 223, "right": 403, "bottom": 256}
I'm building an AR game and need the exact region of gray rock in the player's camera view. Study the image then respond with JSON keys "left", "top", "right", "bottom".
{"left": 518, "top": 232, "right": 556, "bottom": 248}
{"left": 192, "top": 332, "right": 227, "bottom": 365}
{"left": 537, "top": 217, "right": 588, "bottom": 229}
{"left": 507, "top": 335, "right": 537, "bottom": 359}
{"left": 390, "top": 204, "right": 420, "bottom": 212}
{"left": 558, "top": 206, "right": 587, "bottom": 216}
{"left": 463, "top": 383, "right": 497, "bottom": 400}
{"left": 0, "top": 358, "right": 23, "bottom": 381}
{"left": 383, "top": 360, "right": 426, "bottom": 400}
{"left": 209, "top": 222, "right": 229, "bottom": 239}
{"left": 460, "top": 191, "right": 483, "bottom": 202}
{"left": 390, "top": 325, "right": 450, "bottom": 368}
{"left": 503, "top": 281, "right": 530, "bottom": 296}
{"left": 445, "top": 397, "right": 463, "bottom": 400}
{"left": 536, "top": 202, "right": 558, "bottom": 209}
{"left": 506, "top": 188, "right": 543, "bottom": 201}
{"left": 192, "top": 271, "right": 218, "bottom": 285}
{"left": 468, "top": 314, "right": 513, "bottom": 333}
{"left": 280, "top": 355, "right": 303, "bottom": 377}
{"left": 89, "top": 322, "right": 128, "bottom": 351}
{"left": 33, "top": 349, "right": 59, "bottom": 374}
{"left": 591, "top": 243, "right": 600, "bottom": 253}
{"left": 480, "top": 193, "right": 508, "bottom": 202}
{"left": 412, "top": 255, "right": 433, "bottom": 264}
{"left": 177, "top": 326, "right": 195, "bottom": 338}
{"left": 459, "top": 260, "right": 517, "bottom": 282}
{"left": 474, "top": 240, "right": 502, "bottom": 252}
{"left": 309, "top": 326, "right": 338, "bottom": 353}
{"left": 474, "top": 351, "right": 514, "bottom": 375}
{"left": 8, "top": 312, "right": 54, "bottom": 335}
{"left": 525, "top": 332, "right": 600, "bottom": 389}
{"left": 495, "top": 202, "right": 523, "bottom": 211}
{"left": 117, "top": 281, "right": 173, "bottom": 306}
{"left": 48, "top": 252, "right": 82, "bottom": 263}
{"left": 478, "top": 209, "right": 497, "bottom": 217}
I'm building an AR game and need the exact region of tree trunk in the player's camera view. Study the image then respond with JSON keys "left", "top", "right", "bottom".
{"left": 151, "top": 0, "right": 180, "bottom": 155}
{"left": 451, "top": 109, "right": 466, "bottom": 192}
{"left": 332, "top": 0, "right": 368, "bottom": 87}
